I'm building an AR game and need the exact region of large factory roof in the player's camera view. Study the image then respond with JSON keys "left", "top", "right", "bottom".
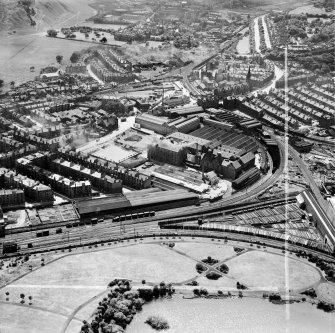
{"left": 126, "top": 188, "right": 198, "bottom": 206}
{"left": 76, "top": 195, "right": 131, "bottom": 215}
{"left": 167, "top": 105, "right": 203, "bottom": 117}
{"left": 76, "top": 189, "right": 198, "bottom": 215}
{"left": 136, "top": 113, "right": 168, "bottom": 125}
{"left": 168, "top": 132, "right": 210, "bottom": 146}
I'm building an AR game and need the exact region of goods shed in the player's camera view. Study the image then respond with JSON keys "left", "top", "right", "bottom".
{"left": 76, "top": 189, "right": 199, "bottom": 218}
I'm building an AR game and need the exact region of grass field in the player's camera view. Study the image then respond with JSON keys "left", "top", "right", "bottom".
{"left": 226, "top": 251, "right": 321, "bottom": 291}
{"left": 0, "top": 240, "right": 327, "bottom": 332}
{"left": 316, "top": 282, "right": 335, "bottom": 303}
{"left": 174, "top": 242, "right": 236, "bottom": 262}
{"left": 196, "top": 276, "right": 237, "bottom": 289}
{"left": 0, "top": 303, "right": 67, "bottom": 333}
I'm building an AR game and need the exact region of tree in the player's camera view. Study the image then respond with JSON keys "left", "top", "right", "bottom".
{"left": 70, "top": 51, "right": 81, "bottom": 63}
{"left": 56, "top": 55, "right": 63, "bottom": 64}
{"left": 0, "top": 79, "right": 4, "bottom": 87}
{"left": 10, "top": 81, "right": 15, "bottom": 88}
{"left": 152, "top": 285, "right": 160, "bottom": 299}
{"left": 47, "top": 29, "right": 58, "bottom": 37}
{"left": 100, "top": 37, "right": 107, "bottom": 43}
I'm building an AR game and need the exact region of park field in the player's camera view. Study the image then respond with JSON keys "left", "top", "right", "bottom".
{"left": 0, "top": 239, "right": 328, "bottom": 333}
{"left": 226, "top": 250, "right": 321, "bottom": 291}
{"left": 174, "top": 241, "right": 236, "bottom": 262}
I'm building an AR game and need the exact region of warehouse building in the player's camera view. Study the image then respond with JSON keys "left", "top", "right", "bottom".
{"left": 76, "top": 188, "right": 199, "bottom": 217}
{"left": 135, "top": 114, "right": 173, "bottom": 135}
{"left": 148, "top": 141, "right": 187, "bottom": 166}
{"left": 135, "top": 114, "right": 200, "bottom": 135}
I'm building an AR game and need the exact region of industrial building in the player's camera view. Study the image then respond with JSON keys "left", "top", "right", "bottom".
{"left": 135, "top": 114, "right": 200, "bottom": 135}
{"left": 166, "top": 105, "right": 204, "bottom": 119}
{"left": 76, "top": 188, "right": 199, "bottom": 217}
{"left": 148, "top": 141, "right": 187, "bottom": 166}
{"left": 135, "top": 114, "right": 173, "bottom": 135}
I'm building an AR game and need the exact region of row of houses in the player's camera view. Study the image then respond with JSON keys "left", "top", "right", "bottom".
{"left": 57, "top": 148, "right": 152, "bottom": 190}
{"left": 0, "top": 168, "right": 54, "bottom": 203}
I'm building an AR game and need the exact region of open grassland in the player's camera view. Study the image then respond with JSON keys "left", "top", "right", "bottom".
{"left": 196, "top": 275, "right": 237, "bottom": 289}
{"left": 173, "top": 242, "right": 236, "bottom": 262}
{"left": 8, "top": 244, "right": 197, "bottom": 286}
{"left": 226, "top": 250, "right": 321, "bottom": 291}
{"left": 317, "top": 282, "right": 335, "bottom": 303}
{"left": 0, "top": 240, "right": 329, "bottom": 332}
{"left": 0, "top": 303, "right": 67, "bottom": 333}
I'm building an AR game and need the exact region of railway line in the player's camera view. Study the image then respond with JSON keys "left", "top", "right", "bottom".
{"left": 1, "top": 133, "right": 286, "bottom": 256}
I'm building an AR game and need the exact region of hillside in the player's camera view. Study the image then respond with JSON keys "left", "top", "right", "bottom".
{"left": 0, "top": 0, "right": 96, "bottom": 33}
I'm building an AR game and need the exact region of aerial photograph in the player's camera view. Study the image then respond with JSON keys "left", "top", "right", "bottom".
{"left": 0, "top": 0, "right": 334, "bottom": 332}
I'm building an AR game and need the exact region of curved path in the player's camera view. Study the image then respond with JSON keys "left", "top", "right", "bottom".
{"left": 1, "top": 235, "right": 331, "bottom": 333}
{"left": 61, "top": 288, "right": 108, "bottom": 333}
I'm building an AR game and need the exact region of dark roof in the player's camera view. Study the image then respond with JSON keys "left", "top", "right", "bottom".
{"left": 77, "top": 195, "right": 130, "bottom": 215}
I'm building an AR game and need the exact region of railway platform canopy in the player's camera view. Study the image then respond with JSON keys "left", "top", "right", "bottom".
{"left": 298, "top": 190, "right": 335, "bottom": 252}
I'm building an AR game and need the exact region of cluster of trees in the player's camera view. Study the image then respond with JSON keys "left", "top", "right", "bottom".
{"left": 47, "top": 29, "right": 58, "bottom": 37}
{"left": 81, "top": 279, "right": 144, "bottom": 333}
{"left": 233, "top": 247, "right": 244, "bottom": 254}
{"left": 236, "top": 281, "right": 247, "bottom": 290}
{"left": 317, "top": 301, "right": 335, "bottom": 312}
{"left": 70, "top": 51, "right": 82, "bottom": 64}
{"left": 206, "top": 272, "right": 222, "bottom": 280}
{"left": 195, "top": 263, "right": 207, "bottom": 274}
{"left": 193, "top": 288, "right": 208, "bottom": 297}
{"left": 299, "top": 252, "right": 335, "bottom": 281}
{"left": 138, "top": 282, "right": 175, "bottom": 302}
{"left": 296, "top": 52, "right": 334, "bottom": 73}
{"left": 265, "top": 48, "right": 334, "bottom": 74}
{"left": 218, "top": 264, "right": 229, "bottom": 274}
{"left": 301, "top": 288, "right": 317, "bottom": 298}
{"left": 269, "top": 293, "right": 282, "bottom": 302}
{"left": 201, "top": 256, "right": 218, "bottom": 265}
{"left": 145, "top": 316, "right": 169, "bottom": 330}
